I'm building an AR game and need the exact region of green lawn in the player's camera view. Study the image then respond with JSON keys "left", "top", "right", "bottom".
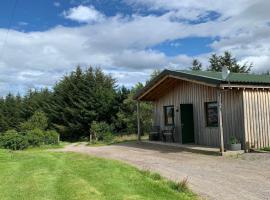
{"left": 0, "top": 149, "right": 196, "bottom": 200}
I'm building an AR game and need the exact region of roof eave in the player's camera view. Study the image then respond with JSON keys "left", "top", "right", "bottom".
{"left": 134, "top": 69, "right": 222, "bottom": 101}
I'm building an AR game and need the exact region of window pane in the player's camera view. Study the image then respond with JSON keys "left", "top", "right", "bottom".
{"left": 206, "top": 102, "right": 218, "bottom": 126}
{"left": 164, "top": 106, "right": 174, "bottom": 125}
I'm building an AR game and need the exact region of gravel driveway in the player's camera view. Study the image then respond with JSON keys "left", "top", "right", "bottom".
{"left": 59, "top": 142, "right": 270, "bottom": 200}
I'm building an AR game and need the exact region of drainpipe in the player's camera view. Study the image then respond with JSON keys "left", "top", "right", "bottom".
{"left": 137, "top": 100, "right": 141, "bottom": 142}
{"left": 218, "top": 89, "right": 225, "bottom": 155}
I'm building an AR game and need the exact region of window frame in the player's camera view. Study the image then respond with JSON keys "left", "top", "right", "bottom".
{"left": 164, "top": 105, "right": 174, "bottom": 126}
{"left": 205, "top": 101, "right": 219, "bottom": 127}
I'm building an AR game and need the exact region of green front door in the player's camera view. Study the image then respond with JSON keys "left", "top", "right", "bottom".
{"left": 180, "top": 104, "right": 195, "bottom": 144}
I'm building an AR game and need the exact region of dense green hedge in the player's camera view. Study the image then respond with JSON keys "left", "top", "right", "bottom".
{"left": 0, "top": 129, "right": 59, "bottom": 150}
{"left": 0, "top": 130, "right": 29, "bottom": 150}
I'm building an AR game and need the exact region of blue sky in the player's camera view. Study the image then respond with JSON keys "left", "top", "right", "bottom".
{"left": 0, "top": 0, "right": 269, "bottom": 96}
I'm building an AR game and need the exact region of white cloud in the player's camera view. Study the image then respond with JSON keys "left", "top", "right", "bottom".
{"left": 125, "top": 0, "right": 256, "bottom": 20}
{"left": 0, "top": 1, "right": 270, "bottom": 96}
{"left": 63, "top": 5, "right": 104, "bottom": 23}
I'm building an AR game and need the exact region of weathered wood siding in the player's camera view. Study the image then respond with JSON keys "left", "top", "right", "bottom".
{"left": 154, "top": 79, "right": 245, "bottom": 148}
{"left": 243, "top": 89, "right": 270, "bottom": 149}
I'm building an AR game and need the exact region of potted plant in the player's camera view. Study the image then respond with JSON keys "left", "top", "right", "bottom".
{"left": 228, "top": 136, "right": 241, "bottom": 151}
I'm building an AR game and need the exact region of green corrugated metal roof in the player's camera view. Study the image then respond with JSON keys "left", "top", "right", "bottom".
{"left": 134, "top": 69, "right": 270, "bottom": 100}
{"left": 177, "top": 70, "right": 270, "bottom": 84}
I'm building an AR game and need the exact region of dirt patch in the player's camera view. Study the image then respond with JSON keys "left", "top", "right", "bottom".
{"left": 57, "top": 142, "right": 270, "bottom": 200}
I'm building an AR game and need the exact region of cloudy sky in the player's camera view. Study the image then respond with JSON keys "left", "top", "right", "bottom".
{"left": 0, "top": 0, "right": 269, "bottom": 96}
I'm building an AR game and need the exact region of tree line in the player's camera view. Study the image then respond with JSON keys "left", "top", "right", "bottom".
{"left": 0, "top": 67, "right": 152, "bottom": 141}
{"left": 190, "top": 51, "right": 253, "bottom": 73}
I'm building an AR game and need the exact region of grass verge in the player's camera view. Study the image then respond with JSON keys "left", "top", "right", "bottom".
{"left": 261, "top": 147, "right": 270, "bottom": 151}
{"left": 26, "top": 141, "right": 69, "bottom": 151}
{"left": 0, "top": 149, "right": 196, "bottom": 200}
{"left": 88, "top": 134, "right": 148, "bottom": 147}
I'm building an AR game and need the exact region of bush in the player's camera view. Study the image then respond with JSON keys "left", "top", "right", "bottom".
{"left": 20, "top": 111, "right": 48, "bottom": 131}
{"left": 25, "top": 129, "right": 45, "bottom": 147}
{"left": 103, "top": 131, "right": 114, "bottom": 143}
{"left": 0, "top": 128, "right": 60, "bottom": 150}
{"left": 25, "top": 129, "right": 59, "bottom": 147}
{"left": 90, "top": 121, "right": 114, "bottom": 143}
{"left": 44, "top": 130, "right": 59, "bottom": 145}
{"left": 229, "top": 136, "right": 239, "bottom": 144}
{"left": 0, "top": 130, "right": 29, "bottom": 150}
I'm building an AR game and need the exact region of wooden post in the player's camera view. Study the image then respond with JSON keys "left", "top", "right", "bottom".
{"left": 218, "top": 90, "right": 225, "bottom": 154}
{"left": 137, "top": 100, "right": 141, "bottom": 142}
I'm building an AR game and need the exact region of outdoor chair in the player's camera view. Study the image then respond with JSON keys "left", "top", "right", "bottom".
{"left": 149, "top": 126, "right": 160, "bottom": 141}
{"left": 162, "top": 126, "right": 175, "bottom": 142}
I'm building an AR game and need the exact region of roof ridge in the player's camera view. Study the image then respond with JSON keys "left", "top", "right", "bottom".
{"left": 172, "top": 69, "right": 223, "bottom": 81}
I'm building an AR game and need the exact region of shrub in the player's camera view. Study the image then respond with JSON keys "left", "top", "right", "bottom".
{"left": 44, "top": 130, "right": 59, "bottom": 145}
{"left": 90, "top": 121, "right": 114, "bottom": 143}
{"left": 261, "top": 147, "right": 270, "bottom": 151}
{"left": 0, "top": 130, "right": 29, "bottom": 150}
{"left": 229, "top": 136, "right": 239, "bottom": 144}
{"left": 25, "top": 129, "right": 59, "bottom": 147}
{"left": 25, "top": 129, "right": 45, "bottom": 147}
{"left": 103, "top": 131, "right": 114, "bottom": 143}
{"left": 20, "top": 111, "right": 48, "bottom": 131}
{"left": 0, "top": 128, "right": 60, "bottom": 150}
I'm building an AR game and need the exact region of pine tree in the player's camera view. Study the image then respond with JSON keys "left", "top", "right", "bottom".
{"left": 49, "top": 66, "right": 117, "bottom": 140}
{"left": 190, "top": 59, "right": 202, "bottom": 71}
{"left": 208, "top": 51, "right": 252, "bottom": 73}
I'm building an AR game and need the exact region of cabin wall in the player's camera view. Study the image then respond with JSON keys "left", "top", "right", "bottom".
{"left": 243, "top": 90, "right": 270, "bottom": 149}
{"left": 153, "top": 80, "right": 245, "bottom": 148}
{"left": 222, "top": 89, "right": 245, "bottom": 148}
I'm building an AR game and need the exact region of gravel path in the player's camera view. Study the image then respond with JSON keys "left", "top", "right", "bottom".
{"left": 58, "top": 142, "right": 270, "bottom": 200}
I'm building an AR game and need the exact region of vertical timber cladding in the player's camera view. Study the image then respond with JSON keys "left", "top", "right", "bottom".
{"left": 154, "top": 79, "right": 245, "bottom": 147}
{"left": 243, "top": 89, "right": 270, "bottom": 149}
{"left": 222, "top": 89, "right": 245, "bottom": 148}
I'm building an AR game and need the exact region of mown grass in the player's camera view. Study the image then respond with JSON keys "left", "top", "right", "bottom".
{"left": 26, "top": 141, "right": 70, "bottom": 150}
{"left": 0, "top": 148, "right": 196, "bottom": 200}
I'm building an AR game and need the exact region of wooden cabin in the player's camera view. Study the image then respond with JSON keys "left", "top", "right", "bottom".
{"left": 134, "top": 69, "right": 270, "bottom": 152}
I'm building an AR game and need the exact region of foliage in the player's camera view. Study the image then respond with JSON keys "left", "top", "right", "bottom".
{"left": 146, "top": 69, "right": 162, "bottom": 84}
{"left": 0, "top": 125, "right": 59, "bottom": 150}
{"left": 0, "top": 66, "right": 153, "bottom": 141}
{"left": 141, "top": 170, "right": 193, "bottom": 196}
{"left": 0, "top": 150, "right": 196, "bottom": 200}
{"left": 208, "top": 51, "right": 252, "bottom": 73}
{"left": 261, "top": 147, "right": 270, "bottom": 151}
{"left": 24, "top": 129, "right": 59, "bottom": 147}
{"left": 24, "top": 128, "right": 45, "bottom": 146}
{"left": 167, "top": 178, "right": 189, "bottom": 193}
{"left": 190, "top": 59, "right": 202, "bottom": 71}
{"left": 20, "top": 111, "right": 48, "bottom": 131}
{"left": 115, "top": 83, "right": 153, "bottom": 135}
{"left": 49, "top": 66, "right": 117, "bottom": 140}
{"left": 44, "top": 130, "right": 59, "bottom": 145}
{"left": 0, "top": 94, "right": 24, "bottom": 131}
{"left": 21, "top": 89, "right": 53, "bottom": 120}
{"left": 0, "top": 130, "right": 29, "bottom": 150}
{"left": 90, "top": 121, "right": 113, "bottom": 143}
{"left": 229, "top": 136, "right": 239, "bottom": 144}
